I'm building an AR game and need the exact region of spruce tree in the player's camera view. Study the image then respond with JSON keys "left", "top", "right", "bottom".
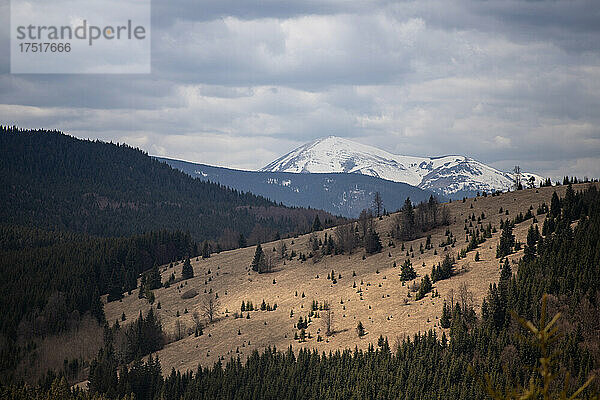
{"left": 400, "top": 197, "right": 416, "bottom": 240}
{"left": 496, "top": 221, "right": 515, "bottom": 258}
{"left": 364, "top": 228, "right": 383, "bottom": 254}
{"left": 182, "top": 257, "right": 194, "bottom": 280}
{"left": 146, "top": 265, "right": 162, "bottom": 289}
{"left": 400, "top": 259, "right": 417, "bottom": 281}
{"left": 523, "top": 225, "right": 538, "bottom": 262}
{"left": 416, "top": 275, "right": 432, "bottom": 300}
{"left": 238, "top": 233, "right": 247, "bottom": 248}
{"left": 356, "top": 321, "right": 365, "bottom": 337}
{"left": 202, "top": 242, "right": 211, "bottom": 259}
{"left": 312, "top": 215, "right": 323, "bottom": 232}
{"left": 251, "top": 243, "right": 267, "bottom": 273}
{"left": 440, "top": 302, "right": 451, "bottom": 328}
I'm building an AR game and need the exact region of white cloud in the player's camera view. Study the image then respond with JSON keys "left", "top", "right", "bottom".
{"left": 0, "top": 0, "right": 599, "bottom": 180}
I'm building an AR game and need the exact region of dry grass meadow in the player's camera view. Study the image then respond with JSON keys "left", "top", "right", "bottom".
{"left": 105, "top": 183, "right": 592, "bottom": 374}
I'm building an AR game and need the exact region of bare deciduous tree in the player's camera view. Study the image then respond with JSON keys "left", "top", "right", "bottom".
{"left": 322, "top": 302, "right": 334, "bottom": 336}
{"left": 174, "top": 319, "right": 185, "bottom": 341}
{"left": 192, "top": 311, "right": 203, "bottom": 331}
{"left": 201, "top": 294, "right": 220, "bottom": 323}
{"left": 335, "top": 223, "right": 358, "bottom": 254}
{"left": 446, "top": 288, "right": 455, "bottom": 314}
{"left": 277, "top": 240, "right": 287, "bottom": 260}
{"left": 458, "top": 282, "right": 474, "bottom": 312}
{"left": 373, "top": 192, "right": 383, "bottom": 217}
{"left": 358, "top": 209, "right": 374, "bottom": 239}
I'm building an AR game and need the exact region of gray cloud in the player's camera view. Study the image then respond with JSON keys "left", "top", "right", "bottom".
{"left": 0, "top": 0, "right": 599, "bottom": 181}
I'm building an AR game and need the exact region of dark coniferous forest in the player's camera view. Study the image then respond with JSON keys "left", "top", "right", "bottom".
{"left": 0, "top": 127, "right": 341, "bottom": 387}
{"left": 2, "top": 180, "right": 598, "bottom": 398}
{"left": 0, "top": 126, "right": 341, "bottom": 244}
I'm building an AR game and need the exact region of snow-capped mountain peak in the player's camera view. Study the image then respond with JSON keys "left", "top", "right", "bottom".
{"left": 260, "top": 136, "right": 543, "bottom": 197}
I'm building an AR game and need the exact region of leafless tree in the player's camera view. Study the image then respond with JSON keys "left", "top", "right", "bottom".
{"left": 174, "top": 319, "right": 186, "bottom": 341}
{"left": 192, "top": 311, "right": 203, "bottom": 332}
{"left": 446, "top": 288, "right": 455, "bottom": 313}
{"left": 358, "top": 209, "right": 373, "bottom": 238}
{"left": 201, "top": 293, "right": 220, "bottom": 323}
{"left": 335, "top": 223, "right": 358, "bottom": 254}
{"left": 440, "top": 206, "right": 451, "bottom": 225}
{"left": 307, "top": 233, "right": 319, "bottom": 252}
{"left": 322, "top": 302, "right": 334, "bottom": 336}
{"left": 277, "top": 240, "right": 287, "bottom": 260}
{"left": 265, "top": 252, "right": 275, "bottom": 271}
{"left": 409, "top": 281, "right": 420, "bottom": 293}
{"left": 372, "top": 192, "right": 383, "bottom": 217}
{"left": 458, "top": 282, "right": 474, "bottom": 313}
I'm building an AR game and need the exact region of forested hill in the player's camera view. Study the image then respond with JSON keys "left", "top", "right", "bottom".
{"left": 0, "top": 126, "right": 341, "bottom": 245}
{"left": 31, "top": 184, "right": 598, "bottom": 399}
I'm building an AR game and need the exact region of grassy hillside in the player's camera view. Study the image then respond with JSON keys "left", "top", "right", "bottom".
{"left": 0, "top": 126, "right": 344, "bottom": 385}
{"left": 3, "top": 182, "right": 598, "bottom": 399}
{"left": 105, "top": 183, "right": 596, "bottom": 377}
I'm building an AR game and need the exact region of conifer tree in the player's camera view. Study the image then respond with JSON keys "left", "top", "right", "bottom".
{"left": 251, "top": 243, "right": 269, "bottom": 273}
{"left": 312, "top": 215, "right": 323, "bottom": 232}
{"left": 238, "top": 233, "right": 247, "bottom": 248}
{"left": 416, "top": 275, "right": 432, "bottom": 300}
{"left": 364, "top": 228, "right": 383, "bottom": 254}
{"left": 146, "top": 265, "right": 162, "bottom": 289}
{"left": 356, "top": 321, "right": 365, "bottom": 337}
{"left": 400, "top": 259, "right": 417, "bottom": 281}
{"left": 202, "top": 242, "right": 211, "bottom": 259}
{"left": 440, "top": 302, "right": 451, "bottom": 328}
{"left": 496, "top": 221, "right": 515, "bottom": 258}
{"left": 182, "top": 257, "right": 194, "bottom": 280}
{"left": 400, "top": 197, "right": 416, "bottom": 240}
{"left": 523, "top": 225, "right": 538, "bottom": 262}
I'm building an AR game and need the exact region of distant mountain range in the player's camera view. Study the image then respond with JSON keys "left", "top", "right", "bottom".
{"left": 157, "top": 158, "right": 436, "bottom": 218}
{"left": 261, "top": 136, "right": 543, "bottom": 198}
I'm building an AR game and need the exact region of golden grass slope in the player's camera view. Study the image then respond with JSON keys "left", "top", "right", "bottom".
{"left": 105, "top": 183, "right": 593, "bottom": 373}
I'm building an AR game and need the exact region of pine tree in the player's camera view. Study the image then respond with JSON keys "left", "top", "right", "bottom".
{"left": 202, "top": 241, "right": 211, "bottom": 259}
{"left": 416, "top": 275, "right": 432, "bottom": 300}
{"left": 312, "top": 215, "right": 323, "bottom": 232}
{"left": 364, "top": 228, "right": 382, "bottom": 254}
{"left": 356, "top": 321, "right": 365, "bottom": 337}
{"left": 400, "top": 259, "right": 417, "bottom": 281}
{"left": 182, "top": 257, "right": 194, "bottom": 280}
{"left": 496, "top": 221, "right": 515, "bottom": 258}
{"left": 251, "top": 243, "right": 268, "bottom": 273}
{"left": 238, "top": 233, "right": 247, "bottom": 248}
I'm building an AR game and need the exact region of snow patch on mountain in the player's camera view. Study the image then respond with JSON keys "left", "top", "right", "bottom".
{"left": 260, "top": 136, "right": 543, "bottom": 197}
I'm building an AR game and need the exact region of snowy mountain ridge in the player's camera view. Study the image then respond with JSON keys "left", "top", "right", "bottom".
{"left": 260, "top": 136, "right": 543, "bottom": 198}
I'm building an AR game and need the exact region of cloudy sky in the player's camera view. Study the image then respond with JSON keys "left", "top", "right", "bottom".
{"left": 1, "top": 0, "right": 599, "bottom": 179}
